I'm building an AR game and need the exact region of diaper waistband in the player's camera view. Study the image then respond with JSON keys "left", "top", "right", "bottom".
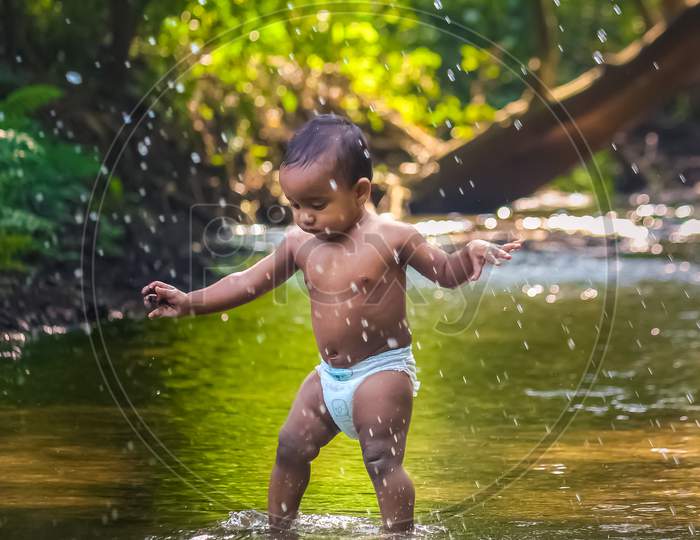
{"left": 318, "top": 345, "right": 414, "bottom": 382}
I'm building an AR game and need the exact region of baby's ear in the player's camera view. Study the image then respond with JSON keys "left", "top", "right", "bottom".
{"left": 354, "top": 177, "right": 371, "bottom": 204}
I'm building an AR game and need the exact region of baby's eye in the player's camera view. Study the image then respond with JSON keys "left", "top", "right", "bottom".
{"left": 311, "top": 202, "right": 327, "bottom": 210}
{"left": 290, "top": 202, "right": 300, "bottom": 210}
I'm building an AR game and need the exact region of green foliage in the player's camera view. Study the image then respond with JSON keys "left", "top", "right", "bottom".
{"left": 1, "top": 84, "right": 63, "bottom": 119}
{"left": 549, "top": 150, "right": 617, "bottom": 195}
{"left": 3, "top": 0, "right": 674, "bottom": 238}
{"left": 0, "top": 84, "right": 122, "bottom": 272}
{"left": 143, "top": 2, "right": 499, "bottom": 136}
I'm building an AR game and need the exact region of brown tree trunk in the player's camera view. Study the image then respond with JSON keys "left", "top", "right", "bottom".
{"left": 409, "top": 2, "right": 700, "bottom": 214}
{"left": 662, "top": 0, "right": 690, "bottom": 20}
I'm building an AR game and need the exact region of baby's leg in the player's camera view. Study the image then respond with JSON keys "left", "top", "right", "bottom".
{"left": 268, "top": 370, "right": 339, "bottom": 531}
{"left": 353, "top": 371, "right": 414, "bottom": 531}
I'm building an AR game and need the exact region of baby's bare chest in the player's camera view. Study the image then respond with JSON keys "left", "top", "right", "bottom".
{"left": 296, "top": 241, "right": 398, "bottom": 295}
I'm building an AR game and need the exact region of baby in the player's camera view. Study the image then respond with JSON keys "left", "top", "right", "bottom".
{"left": 142, "top": 114, "right": 521, "bottom": 532}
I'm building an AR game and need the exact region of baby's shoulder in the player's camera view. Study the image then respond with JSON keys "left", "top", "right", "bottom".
{"left": 370, "top": 214, "right": 416, "bottom": 241}
{"left": 364, "top": 214, "right": 419, "bottom": 253}
{"left": 280, "top": 225, "right": 310, "bottom": 253}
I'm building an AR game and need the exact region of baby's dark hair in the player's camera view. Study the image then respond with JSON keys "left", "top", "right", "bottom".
{"left": 281, "top": 114, "right": 373, "bottom": 185}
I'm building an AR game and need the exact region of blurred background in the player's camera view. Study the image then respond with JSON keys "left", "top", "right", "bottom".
{"left": 0, "top": 1, "right": 699, "bottom": 538}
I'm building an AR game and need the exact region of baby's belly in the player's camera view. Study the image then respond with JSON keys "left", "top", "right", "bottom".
{"left": 308, "top": 290, "right": 412, "bottom": 367}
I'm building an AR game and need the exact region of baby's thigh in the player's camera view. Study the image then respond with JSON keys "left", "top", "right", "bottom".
{"left": 279, "top": 370, "right": 339, "bottom": 449}
{"left": 352, "top": 371, "right": 413, "bottom": 459}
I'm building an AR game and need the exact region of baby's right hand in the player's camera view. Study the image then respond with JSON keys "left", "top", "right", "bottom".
{"left": 141, "top": 281, "right": 190, "bottom": 319}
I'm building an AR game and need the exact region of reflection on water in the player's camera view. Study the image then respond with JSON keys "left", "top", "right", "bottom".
{"left": 1, "top": 247, "right": 699, "bottom": 538}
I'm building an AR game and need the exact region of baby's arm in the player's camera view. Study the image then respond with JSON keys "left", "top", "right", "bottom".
{"left": 142, "top": 230, "right": 298, "bottom": 318}
{"left": 391, "top": 222, "right": 520, "bottom": 287}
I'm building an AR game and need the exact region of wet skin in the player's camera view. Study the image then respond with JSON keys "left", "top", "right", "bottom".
{"left": 141, "top": 155, "right": 520, "bottom": 532}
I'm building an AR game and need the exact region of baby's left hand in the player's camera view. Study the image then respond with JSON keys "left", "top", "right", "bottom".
{"left": 467, "top": 239, "right": 522, "bottom": 281}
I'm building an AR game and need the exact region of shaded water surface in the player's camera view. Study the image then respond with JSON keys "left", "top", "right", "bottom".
{"left": 1, "top": 250, "right": 699, "bottom": 538}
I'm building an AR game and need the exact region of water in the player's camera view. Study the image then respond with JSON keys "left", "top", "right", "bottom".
{"left": 1, "top": 249, "right": 699, "bottom": 538}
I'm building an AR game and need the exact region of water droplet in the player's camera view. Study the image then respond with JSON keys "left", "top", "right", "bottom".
{"left": 514, "top": 119, "right": 523, "bottom": 130}
{"left": 447, "top": 68, "right": 455, "bottom": 82}
{"left": 593, "top": 51, "right": 604, "bottom": 64}
{"left": 596, "top": 29, "right": 607, "bottom": 43}
{"left": 137, "top": 142, "right": 148, "bottom": 156}
{"left": 434, "top": 0, "right": 442, "bottom": 9}
{"left": 612, "top": 4, "right": 622, "bottom": 15}
{"left": 65, "top": 71, "right": 82, "bottom": 85}
{"left": 191, "top": 152, "right": 201, "bottom": 164}
{"left": 329, "top": 178, "right": 337, "bottom": 190}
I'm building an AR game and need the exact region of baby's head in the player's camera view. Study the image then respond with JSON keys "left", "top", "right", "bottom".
{"left": 279, "top": 114, "right": 372, "bottom": 238}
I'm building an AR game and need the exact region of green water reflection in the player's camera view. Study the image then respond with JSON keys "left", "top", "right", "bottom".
{"left": 1, "top": 270, "right": 699, "bottom": 538}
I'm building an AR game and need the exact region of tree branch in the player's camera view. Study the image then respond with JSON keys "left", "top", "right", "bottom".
{"left": 409, "top": 1, "right": 700, "bottom": 213}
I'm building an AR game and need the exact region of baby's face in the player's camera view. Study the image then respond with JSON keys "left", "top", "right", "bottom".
{"left": 279, "top": 159, "right": 369, "bottom": 239}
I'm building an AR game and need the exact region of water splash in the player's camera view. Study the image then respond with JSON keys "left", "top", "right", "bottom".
{"left": 165, "top": 510, "right": 448, "bottom": 539}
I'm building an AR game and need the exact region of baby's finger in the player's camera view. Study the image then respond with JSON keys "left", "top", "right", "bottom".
{"left": 148, "top": 307, "right": 165, "bottom": 319}
{"left": 142, "top": 280, "right": 169, "bottom": 295}
{"left": 155, "top": 285, "right": 177, "bottom": 300}
{"left": 502, "top": 242, "right": 522, "bottom": 252}
{"left": 495, "top": 248, "right": 512, "bottom": 259}
{"left": 485, "top": 251, "right": 499, "bottom": 264}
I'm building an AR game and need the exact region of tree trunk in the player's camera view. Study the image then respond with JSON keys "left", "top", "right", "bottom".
{"left": 409, "top": 2, "right": 700, "bottom": 214}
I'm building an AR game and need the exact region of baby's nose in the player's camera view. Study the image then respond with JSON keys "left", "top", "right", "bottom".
{"left": 302, "top": 212, "right": 315, "bottom": 225}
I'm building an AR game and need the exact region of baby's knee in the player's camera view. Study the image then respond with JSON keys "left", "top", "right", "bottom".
{"left": 362, "top": 441, "right": 401, "bottom": 479}
{"left": 276, "top": 429, "right": 320, "bottom": 466}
